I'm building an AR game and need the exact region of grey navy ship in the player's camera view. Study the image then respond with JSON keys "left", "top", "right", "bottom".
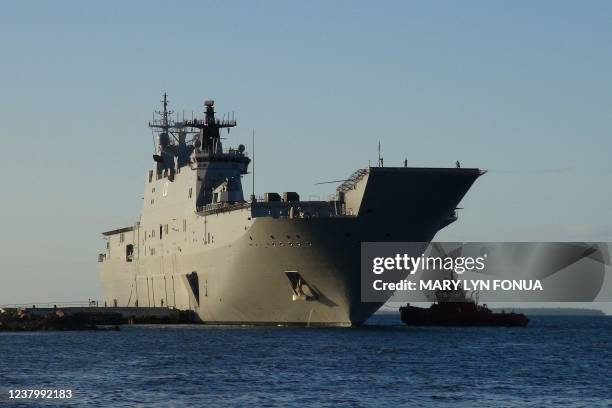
{"left": 98, "top": 94, "right": 484, "bottom": 326}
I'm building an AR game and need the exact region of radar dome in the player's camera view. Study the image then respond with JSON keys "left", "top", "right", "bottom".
{"left": 238, "top": 144, "right": 246, "bottom": 152}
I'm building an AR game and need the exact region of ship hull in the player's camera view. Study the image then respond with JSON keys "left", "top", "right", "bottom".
{"left": 99, "top": 167, "right": 482, "bottom": 326}
{"left": 100, "top": 216, "right": 422, "bottom": 326}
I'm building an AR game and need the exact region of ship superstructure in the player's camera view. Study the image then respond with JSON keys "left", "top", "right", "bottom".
{"left": 99, "top": 95, "right": 484, "bottom": 325}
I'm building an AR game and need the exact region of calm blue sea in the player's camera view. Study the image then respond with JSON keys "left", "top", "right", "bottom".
{"left": 0, "top": 314, "right": 611, "bottom": 407}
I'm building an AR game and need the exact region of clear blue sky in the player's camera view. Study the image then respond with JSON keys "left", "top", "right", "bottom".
{"left": 1, "top": 1, "right": 611, "bottom": 305}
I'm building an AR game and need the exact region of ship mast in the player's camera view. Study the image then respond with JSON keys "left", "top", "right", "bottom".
{"left": 147, "top": 93, "right": 177, "bottom": 176}
{"left": 149, "top": 92, "right": 173, "bottom": 136}
{"left": 184, "top": 100, "right": 236, "bottom": 154}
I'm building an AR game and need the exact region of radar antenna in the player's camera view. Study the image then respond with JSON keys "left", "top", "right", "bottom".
{"left": 148, "top": 93, "right": 181, "bottom": 172}
{"left": 183, "top": 100, "right": 237, "bottom": 154}
{"left": 149, "top": 92, "right": 174, "bottom": 133}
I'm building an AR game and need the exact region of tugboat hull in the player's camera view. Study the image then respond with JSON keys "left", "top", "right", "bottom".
{"left": 399, "top": 304, "right": 529, "bottom": 327}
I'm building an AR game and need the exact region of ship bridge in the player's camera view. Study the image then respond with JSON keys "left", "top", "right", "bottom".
{"left": 148, "top": 95, "right": 251, "bottom": 208}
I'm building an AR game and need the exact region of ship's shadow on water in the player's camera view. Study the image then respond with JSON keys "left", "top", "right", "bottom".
{"left": 0, "top": 315, "right": 610, "bottom": 407}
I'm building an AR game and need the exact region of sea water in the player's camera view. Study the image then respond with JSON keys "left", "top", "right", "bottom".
{"left": 0, "top": 315, "right": 610, "bottom": 407}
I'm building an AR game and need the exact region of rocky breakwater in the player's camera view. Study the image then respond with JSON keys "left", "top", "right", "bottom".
{"left": 0, "top": 308, "right": 121, "bottom": 331}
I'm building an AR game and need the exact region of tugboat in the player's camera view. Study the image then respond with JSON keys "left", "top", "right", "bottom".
{"left": 399, "top": 274, "right": 529, "bottom": 327}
